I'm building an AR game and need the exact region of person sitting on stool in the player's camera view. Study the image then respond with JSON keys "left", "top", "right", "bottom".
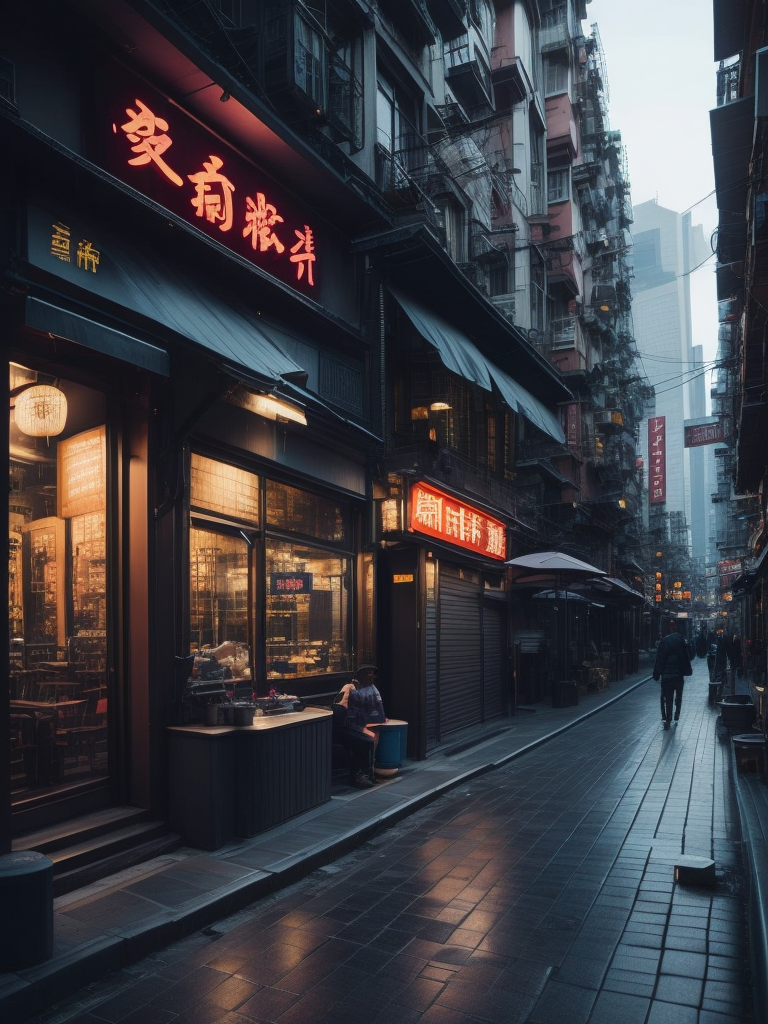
{"left": 343, "top": 665, "right": 386, "bottom": 787}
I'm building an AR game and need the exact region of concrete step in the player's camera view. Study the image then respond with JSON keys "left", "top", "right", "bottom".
{"left": 13, "top": 805, "right": 150, "bottom": 856}
{"left": 50, "top": 826, "right": 183, "bottom": 896}
{"left": 12, "top": 807, "right": 182, "bottom": 897}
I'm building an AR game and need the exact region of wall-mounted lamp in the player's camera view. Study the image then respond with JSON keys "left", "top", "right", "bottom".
{"left": 220, "top": 91, "right": 231, "bottom": 103}
{"left": 429, "top": 401, "right": 451, "bottom": 412}
{"left": 225, "top": 386, "right": 307, "bottom": 425}
{"left": 13, "top": 384, "right": 68, "bottom": 438}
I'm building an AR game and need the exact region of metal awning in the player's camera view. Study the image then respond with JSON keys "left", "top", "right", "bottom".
{"left": 390, "top": 288, "right": 565, "bottom": 444}
{"left": 713, "top": 0, "right": 747, "bottom": 61}
{"left": 24, "top": 296, "right": 170, "bottom": 376}
{"left": 710, "top": 99, "right": 754, "bottom": 217}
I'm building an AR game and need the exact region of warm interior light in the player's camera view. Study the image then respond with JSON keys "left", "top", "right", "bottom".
{"left": 430, "top": 401, "right": 452, "bottom": 412}
{"left": 14, "top": 384, "right": 68, "bottom": 437}
{"left": 411, "top": 406, "right": 429, "bottom": 420}
{"left": 247, "top": 393, "right": 307, "bottom": 425}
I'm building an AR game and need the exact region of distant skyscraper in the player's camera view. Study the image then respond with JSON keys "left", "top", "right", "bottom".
{"left": 631, "top": 200, "right": 712, "bottom": 562}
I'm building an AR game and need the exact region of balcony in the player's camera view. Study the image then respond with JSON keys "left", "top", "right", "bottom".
{"left": 445, "top": 42, "right": 493, "bottom": 109}
{"left": 491, "top": 58, "right": 528, "bottom": 107}
{"left": 539, "top": 11, "right": 569, "bottom": 53}
{"left": 427, "top": 0, "right": 466, "bottom": 42}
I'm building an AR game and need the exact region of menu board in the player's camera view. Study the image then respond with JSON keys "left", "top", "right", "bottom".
{"left": 58, "top": 426, "right": 106, "bottom": 518}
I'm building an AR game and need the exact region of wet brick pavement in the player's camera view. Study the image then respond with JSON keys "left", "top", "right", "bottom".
{"left": 18, "top": 659, "right": 755, "bottom": 1024}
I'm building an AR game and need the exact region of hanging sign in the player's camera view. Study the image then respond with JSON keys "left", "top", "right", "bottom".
{"left": 684, "top": 417, "right": 729, "bottom": 448}
{"left": 408, "top": 482, "right": 506, "bottom": 560}
{"left": 648, "top": 416, "right": 666, "bottom": 504}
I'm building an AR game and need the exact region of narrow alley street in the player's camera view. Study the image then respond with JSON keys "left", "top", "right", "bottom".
{"left": 23, "top": 658, "right": 754, "bottom": 1024}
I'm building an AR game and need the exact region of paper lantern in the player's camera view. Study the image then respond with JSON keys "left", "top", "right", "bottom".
{"left": 14, "top": 384, "right": 68, "bottom": 437}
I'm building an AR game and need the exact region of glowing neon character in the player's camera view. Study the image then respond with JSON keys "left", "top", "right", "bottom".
{"left": 188, "top": 155, "right": 235, "bottom": 232}
{"left": 76, "top": 240, "right": 100, "bottom": 273}
{"left": 119, "top": 100, "right": 184, "bottom": 186}
{"left": 243, "top": 192, "right": 285, "bottom": 253}
{"left": 290, "top": 225, "right": 316, "bottom": 285}
{"left": 51, "top": 222, "right": 71, "bottom": 262}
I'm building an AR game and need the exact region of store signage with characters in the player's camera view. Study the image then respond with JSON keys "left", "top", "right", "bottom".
{"left": 85, "top": 63, "right": 318, "bottom": 293}
{"left": 408, "top": 482, "right": 506, "bottom": 561}
{"left": 648, "top": 416, "right": 666, "bottom": 504}
{"left": 683, "top": 416, "right": 730, "bottom": 448}
{"left": 270, "top": 573, "right": 313, "bottom": 594}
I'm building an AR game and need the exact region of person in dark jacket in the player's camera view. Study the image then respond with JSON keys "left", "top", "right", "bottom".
{"left": 653, "top": 619, "right": 693, "bottom": 729}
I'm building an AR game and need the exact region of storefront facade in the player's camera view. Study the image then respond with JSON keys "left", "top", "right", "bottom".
{"left": 376, "top": 477, "right": 510, "bottom": 758}
{"left": 2, "top": 8, "right": 385, "bottom": 850}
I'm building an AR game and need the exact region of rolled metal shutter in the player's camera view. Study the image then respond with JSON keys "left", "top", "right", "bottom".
{"left": 439, "top": 566, "right": 482, "bottom": 738}
{"left": 482, "top": 601, "right": 506, "bottom": 720}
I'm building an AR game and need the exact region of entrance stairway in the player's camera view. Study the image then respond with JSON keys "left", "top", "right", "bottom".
{"left": 11, "top": 807, "right": 182, "bottom": 896}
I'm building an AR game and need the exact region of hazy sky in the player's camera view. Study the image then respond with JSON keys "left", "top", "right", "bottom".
{"left": 583, "top": 0, "right": 719, "bottom": 364}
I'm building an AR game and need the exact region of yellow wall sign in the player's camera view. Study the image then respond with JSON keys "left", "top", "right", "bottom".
{"left": 393, "top": 574, "right": 414, "bottom": 583}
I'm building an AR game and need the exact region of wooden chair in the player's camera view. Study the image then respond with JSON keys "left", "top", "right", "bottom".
{"left": 66, "top": 698, "right": 107, "bottom": 774}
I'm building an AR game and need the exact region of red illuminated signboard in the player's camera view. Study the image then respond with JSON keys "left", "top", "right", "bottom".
{"left": 648, "top": 416, "right": 666, "bottom": 504}
{"left": 270, "top": 573, "right": 313, "bottom": 594}
{"left": 684, "top": 418, "right": 729, "bottom": 448}
{"left": 86, "top": 64, "right": 318, "bottom": 292}
{"left": 408, "top": 482, "right": 506, "bottom": 560}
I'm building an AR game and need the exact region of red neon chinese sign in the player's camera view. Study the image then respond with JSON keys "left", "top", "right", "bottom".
{"left": 648, "top": 416, "right": 666, "bottom": 505}
{"left": 87, "top": 65, "right": 318, "bottom": 292}
{"left": 408, "top": 482, "right": 507, "bottom": 560}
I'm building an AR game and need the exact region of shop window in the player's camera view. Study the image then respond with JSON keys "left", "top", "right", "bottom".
{"left": 9, "top": 363, "right": 110, "bottom": 802}
{"left": 188, "top": 524, "right": 253, "bottom": 687}
{"left": 267, "top": 479, "right": 349, "bottom": 544}
{"left": 266, "top": 539, "right": 351, "bottom": 681}
{"left": 190, "top": 453, "right": 260, "bottom": 525}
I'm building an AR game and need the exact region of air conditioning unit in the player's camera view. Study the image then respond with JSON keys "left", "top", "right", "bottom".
{"left": 594, "top": 410, "right": 623, "bottom": 427}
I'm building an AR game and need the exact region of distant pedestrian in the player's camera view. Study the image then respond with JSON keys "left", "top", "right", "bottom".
{"left": 653, "top": 618, "right": 693, "bottom": 729}
{"left": 730, "top": 635, "right": 743, "bottom": 680}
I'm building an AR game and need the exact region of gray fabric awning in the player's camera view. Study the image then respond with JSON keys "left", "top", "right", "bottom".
{"left": 390, "top": 287, "right": 565, "bottom": 444}
{"left": 105, "top": 248, "right": 307, "bottom": 384}
{"left": 488, "top": 367, "right": 565, "bottom": 444}
{"left": 25, "top": 296, "right": 170, "bottom": 376}
{"left": 390, "top": 286, "right": 492, "bottom": 389}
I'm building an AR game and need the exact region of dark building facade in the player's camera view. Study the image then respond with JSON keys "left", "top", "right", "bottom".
{"left": 3, "top": 1, "right": 644, "bottom": 858}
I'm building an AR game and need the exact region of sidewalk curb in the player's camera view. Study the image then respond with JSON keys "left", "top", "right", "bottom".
{"left": 729, "top": 740, "right": 768, "bottom": 1024}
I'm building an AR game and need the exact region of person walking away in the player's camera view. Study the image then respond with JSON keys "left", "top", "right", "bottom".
{"left": 653, "top": 619, "right": 693, "bottom": 729}
{"left": 344, "top": 664, "right": 386, "bottom": 785}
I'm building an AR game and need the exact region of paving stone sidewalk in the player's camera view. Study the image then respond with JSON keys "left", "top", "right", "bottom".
{"left": 3, "top": 655, "right": 765, "bottom": 1024}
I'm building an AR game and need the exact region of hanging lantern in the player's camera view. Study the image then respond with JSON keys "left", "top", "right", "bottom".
{"left": 14, "top": 384, "right": 68, "bottom": 437}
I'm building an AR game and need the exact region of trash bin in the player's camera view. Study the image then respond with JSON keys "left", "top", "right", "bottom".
{"left": 0, "top": 850, "right": 54, "bottom": 970}
{"left": 370, "top": 719, "right": 408, "bottom": 770}
{"left": 552, "top": 680, "right": 578, "bottom": 708}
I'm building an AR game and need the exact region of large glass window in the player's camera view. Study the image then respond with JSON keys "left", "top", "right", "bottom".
{"left": 266, "top": 539, "right": 351, "bottom": 681}
{"left": 187, "top": 455, "right": 354, "bottom": 692}
{"left": 9, "top": 362, "right": 110, "bottom": 802}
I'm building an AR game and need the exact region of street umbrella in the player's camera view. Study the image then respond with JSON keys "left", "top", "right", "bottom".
{"left": 505, "top": 550, "right": 606, "bottom": 585}
{"left": 506, "top": 551, "right": 607, "bottom": 682}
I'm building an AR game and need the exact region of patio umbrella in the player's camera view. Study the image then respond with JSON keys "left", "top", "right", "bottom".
{"left": 505, "top": 551, "right": 606, "bottom": 583}
{"left": 506, "top": 552, "right": 607, "bottom": 682}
